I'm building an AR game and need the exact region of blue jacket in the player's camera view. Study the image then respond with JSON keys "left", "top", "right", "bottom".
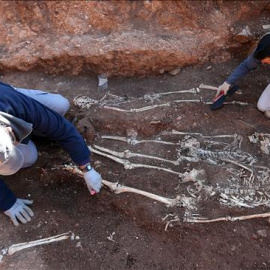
{"left": 226, "top": 52, "right": 261, "bottom": 85}
{"left": 0, "top": 81, "right": 91, "bottom": 211}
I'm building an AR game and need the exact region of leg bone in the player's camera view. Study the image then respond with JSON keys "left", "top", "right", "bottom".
{"left": 60, "top": 165, "right": 190, "bottom": 208}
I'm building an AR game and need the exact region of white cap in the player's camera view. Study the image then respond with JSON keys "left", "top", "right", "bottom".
{"left": 0, "top": 126, "right": 24, "bottom": 175}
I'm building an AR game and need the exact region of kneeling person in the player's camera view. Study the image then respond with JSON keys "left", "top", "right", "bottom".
{"left": 0, "top": 81, "right": 101, "bottom": 226}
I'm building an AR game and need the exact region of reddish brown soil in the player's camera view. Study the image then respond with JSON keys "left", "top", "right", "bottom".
{"left": 1, "top": 59, "right": 270, "bottom": 270}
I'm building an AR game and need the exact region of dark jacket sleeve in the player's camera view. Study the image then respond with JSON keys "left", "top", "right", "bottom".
{"left": 226, "top": 53, "right": 261, "bottom": 85}
{"left": 0, "top": 178, "right": 16, "bottom": 211}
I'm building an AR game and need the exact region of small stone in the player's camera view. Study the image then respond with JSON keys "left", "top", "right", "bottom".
{"left": 206, "top": 66, "right": 212, "bottom": 70}
{"left": 169, "top": 68, "right": 181, "bottom": 76}
{"left": 98, "top": 74, "right": 108, "bottom": 90}
{"left": 262, "top": 25, "right": 270, "bottom": 30}
{"left": 159, "top": 69, "right": 165, "bottom": 74}
{"left": 234, "top": 26, "right": 254, "bottom": 43}
{"left": 257, "top": 229, "right": 267, "bottom": 238}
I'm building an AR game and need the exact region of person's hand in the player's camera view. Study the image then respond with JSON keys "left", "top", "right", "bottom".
{"left": 84, "top": 168, "right": 102, "bottom": 194}
{"left": 4, "top": 199, "right": 34, "bottom": 226}
{"left": 215, "top": 81, "right": 231, "bottom": 97}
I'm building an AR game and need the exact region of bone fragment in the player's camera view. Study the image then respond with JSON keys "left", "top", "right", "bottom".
{"left": 163, "top": 129, "right": 238, "bottom": 139}
{"left": 144, "top": 88, "right": 199, "bottom": 101}
{"left": 173, "top": 99, "right": 201, "bottom": 103}
{"left": 184, "top": 212, "right": 270, "bottom": 223}
{"left": 163, "top": 215, "right": 180, "bottom": 231}
{"left": 262, "top": 25, "right": 270, "bottom": 30}
{"left": 238, "top": 120, "right": 256, "bottom": 129}
{"left": 3, "top": 232, "right": 73, "bottom": 257}
{"left": 101, "top": 135, "right": 181, "bottom": 146}
{"left": 157, "top": 88, "right": 198, "bottom": 95}
{"left": 221, "top": 158, "right": 254, "bottom": 176}
{"left": 103, "top": 99, "right": 201, "bottom": 113}
{"left": 103, "top": 103, "right": 170, "bottom": 112}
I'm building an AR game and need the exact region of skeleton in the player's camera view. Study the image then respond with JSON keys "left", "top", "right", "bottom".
{"left": 73, "top": 83, "right": 249, "bottom": 112}
{"left": 48, "top": 127, "right": 270, "bottom": 228}
{"left": 93, "top": 131, "right": 270, "bottom": 220}
{"left": 103, "top": 99, "right": 201, "bottom": 113}
{"left": 96, "top": 131, "right": 255, "bottom": 173}
{"left": 72, "top": 86, "right": 267, "bottom": 226}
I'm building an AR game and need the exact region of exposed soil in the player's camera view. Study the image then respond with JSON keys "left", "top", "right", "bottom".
{"left": 1, "top": 58, "right": 270, "bottom": 270}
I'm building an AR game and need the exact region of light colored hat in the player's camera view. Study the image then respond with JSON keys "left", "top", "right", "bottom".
{"left": 0, "top": 126, "right": 24, "bottom": 175}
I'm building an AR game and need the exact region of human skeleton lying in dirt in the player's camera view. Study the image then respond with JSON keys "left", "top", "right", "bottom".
{"left": 72, "top": 82, "right": 270, "bottom": 226}
{"left": 55, "top": 126, "right": 270, "bottom": 227}
{"left": 0, "top": 81, "right": 102, "bottom": 226}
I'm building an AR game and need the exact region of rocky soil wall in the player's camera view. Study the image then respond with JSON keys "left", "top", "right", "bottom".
{"left": 0, "top": 1, "right": 269, "bottom": 77}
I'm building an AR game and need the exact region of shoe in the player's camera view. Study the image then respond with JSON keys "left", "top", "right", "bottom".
{"left": 264, "top": 110, "right": 270, "bottom": 119}
{"left": 210, "top": 85, "right": 239, "bottom": 110}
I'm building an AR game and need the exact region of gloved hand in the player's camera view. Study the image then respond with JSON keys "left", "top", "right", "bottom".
{"left": 215, "top": 81, "right": 231, "bottom": 97}
{"left": 84, "top": 168, "right": 102, "bottom": 194}
{"left": 4, "top": 198, "right": 34, "bottom": 226}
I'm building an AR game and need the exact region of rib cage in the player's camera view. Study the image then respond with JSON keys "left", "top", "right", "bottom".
{"left": 196, "top": 149, "right": 256, "bottom": 165}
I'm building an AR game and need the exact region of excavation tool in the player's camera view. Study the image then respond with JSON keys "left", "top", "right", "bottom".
{"left": 210, "top": 84, "right": 239, "bottom": 110}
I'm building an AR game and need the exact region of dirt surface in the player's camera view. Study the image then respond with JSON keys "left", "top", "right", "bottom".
{"left": 1, "top": 58, "right": 270, "bottom": 270}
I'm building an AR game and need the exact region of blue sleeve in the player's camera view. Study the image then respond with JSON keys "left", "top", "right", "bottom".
{"left": 227, "top": 53, "right": 261, "bottom": 85}
{"left": 0, "top": 178, "right": 16, "bottom": 212}
{"left": 28, "top": 107, "right": 91, "bottom": 165}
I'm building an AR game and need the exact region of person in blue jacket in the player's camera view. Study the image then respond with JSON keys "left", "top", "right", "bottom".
{"left": 0, "top": 81, "right": 102, "bottom": 226}
{"left": 216, "top": 33, "right": 270, "bottom": 117}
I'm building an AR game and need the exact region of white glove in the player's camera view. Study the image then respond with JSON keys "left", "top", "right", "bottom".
{"left": 4, "top": 198, "right": 34, "bottom": 226}
{"left": 84, "top": 168, "right": 102, "bottom": 193}
{"left": 216, "top": 81, "right": 231, "bottom": 97}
